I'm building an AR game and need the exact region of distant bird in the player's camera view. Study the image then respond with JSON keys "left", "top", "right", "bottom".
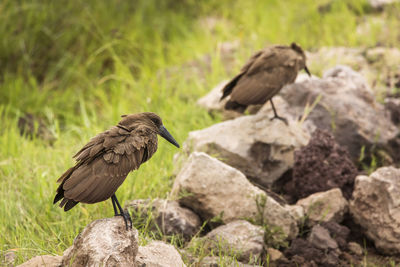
{"left": 220, "top": 43, "right": 311, "bottom": 123}
{"left": 54, "top": 112, "right": 180, "bottom": 229}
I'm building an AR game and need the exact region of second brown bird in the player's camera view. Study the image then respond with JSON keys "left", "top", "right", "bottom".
{"left": 220, "top": 43, "right": 310, "bottom": 123}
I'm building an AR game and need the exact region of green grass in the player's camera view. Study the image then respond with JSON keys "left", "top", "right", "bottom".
{"left": 1, "top": 0, "right": 400, "bottom": 265}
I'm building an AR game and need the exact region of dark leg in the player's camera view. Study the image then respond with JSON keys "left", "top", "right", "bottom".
{"left": 111, "top": 194, "right": 132, "bottom": 230}
{"left": 270, "top": 99, "right": 288, "bottom": 125}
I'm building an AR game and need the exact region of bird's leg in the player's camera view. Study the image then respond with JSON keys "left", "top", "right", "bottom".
{"left": 269, "top": 99, "right": 288, "bottom": 125}
{"left": 111, "top": 194, "right": 132, "bottom": 230}
{"left": 111, "top": 196, "right": 118, "bottom": 216}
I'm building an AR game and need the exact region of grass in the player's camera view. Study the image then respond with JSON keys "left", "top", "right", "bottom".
{"left": 1, "top": 0, "right": 400, "bottom": 265}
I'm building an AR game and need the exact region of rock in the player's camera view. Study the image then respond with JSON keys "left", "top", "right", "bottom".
{"left": 5, "top": 251, "right": 16, "bottom": 267}
{"left": 385, "top": 97, "right": 400, "bottom": 125}
{"left": 284, "top": 204, "right": 305, "bottom": 225}
{"left": 62, "top": 217, "right": 138, "bottom": 267}
{"left": 202, "top": 220, "right": 264, "bottom": 263}
{"left": 126, "top": 198, "right": 201, "bottom": 240}
{"left": 320, "top": 221, "right": 350, "bottom": 250}
{"left": 350, "top": 167, "right": 400, "bottom": 254}
{"left": 197, "top": 80, "right": 229, "bottom": 112}
{"left": 197, "top": 256, "right": 262, "bottom": 267}
{"left": 348, "top": 242, "right": 363, "bottom": 256}
{"left": 285, "top": 129, "right": 357, "bottom": 200}
{"left": 17, "top": 255, "right": 62, "bottom": 267}
{"left": 184, "top": 110, "right": 309, "bottom": 187}
{"left": 308, "top": 225, "right": 338, "bottom": 251}
{"left": 135, "top": 241, "right": 186, "bottom": 267}
{"left": 267, "top": 247, "right": 284, "bottom": 261}
{"left": 172, "top": 152, "right": 298, "bottom": 240}
{"left": 296, "top": 188, "right": 349, "bottom": 225}
{"left": 368, "top": 0, "right": 400, "bottom": 10}
{"left": 280, "top": 65, "right": 398, "bottom": 162}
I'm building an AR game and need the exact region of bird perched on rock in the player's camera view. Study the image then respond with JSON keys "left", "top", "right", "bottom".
{"left": 54, "top": 112, "right": 180, "bottom": 229}
{"left": 220, "top": 43, "right": 311, "bottom": 123}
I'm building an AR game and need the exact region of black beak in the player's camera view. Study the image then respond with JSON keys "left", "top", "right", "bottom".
{"left": 304, "top": 66, "right": 311, "bottom": 77}
{"left": 159, "top": 125, "right": 180, "bottom": 148}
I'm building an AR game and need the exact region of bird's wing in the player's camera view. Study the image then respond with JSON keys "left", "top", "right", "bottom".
{"left": 220, "top": 50, "right": 264, "bottom": 100}
{"left": 60, "top": 126, "right": 158, "bottom": 203}
{"left": 230, "top": 63, "right": 298, "bottom": 106}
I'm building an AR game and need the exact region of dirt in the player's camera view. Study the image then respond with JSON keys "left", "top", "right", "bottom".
{"left": 282, "top": 129, "right": 358, "bottom": 201}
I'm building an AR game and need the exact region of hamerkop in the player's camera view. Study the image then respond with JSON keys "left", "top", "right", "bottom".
{"left": 53, "top": 112, "right": 179, "bottom": 229}
{"left": 220, "top": 42, "right": 311, "bottom": 123}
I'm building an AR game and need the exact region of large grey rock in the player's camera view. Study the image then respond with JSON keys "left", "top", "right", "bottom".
{"left": 172, "top": 152, "right": 298, "bottom": 240}
{"left": 202, "top": 220, "right": 264, "bottom": 263}
{"left": 280, "top": 65, "right": 398, "bottom": 161}
{"left": 184, "top": 111, "right": 309, "bottom": 187}
{"left": 126, "top": 198, "right": 201, "bottom": 240}
{"left": 62, "top": 217, "right": 139, "bottom": 267}
{"left": 350, "top": 167, "right": 400, "bottom": 254}
{"left": 197, "top": 80, "right": 228, "bottom": 112}
{"left": 135, "top": 241, "right": 186, "bottom": 267}
{"left": 296, "top": 188, "right": 348, "bottom": 226}
{"left": 17, "top": 255, "right": 62, "bottom": 267}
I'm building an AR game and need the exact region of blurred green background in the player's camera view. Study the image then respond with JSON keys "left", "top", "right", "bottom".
{"left": 1, "top": 0, "right": 399, "bottom": 265}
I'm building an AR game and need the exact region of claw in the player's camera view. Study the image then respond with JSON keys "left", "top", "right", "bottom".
{"left": 270, "top": 115, "right": 288, "bottom": 125}
{"left": 115, "top": 210, "right": 132, "bottom": 230}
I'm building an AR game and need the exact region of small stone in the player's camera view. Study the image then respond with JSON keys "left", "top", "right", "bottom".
{"left": 308, "top": 225, "right": 338, "bottom": 250}
{"left": 296, "top": 188, "right": 349, "bottom": 225}
{"left": 267, "top": 247, "right": 283, "bottom": 261}
{"left": 16, "top": 255, "right": 62, "bottom": 267}
{"left": 348, "top": 242, "right": 363, "bottom": 256}
{"left": 135, "top": 241, "right": 186, "bottom": 267}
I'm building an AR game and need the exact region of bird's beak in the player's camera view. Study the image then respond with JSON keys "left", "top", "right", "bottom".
{"left": 304, "top": 66, "right": 311, "bottom": 77}
{"left": 159, "top": 125, "right": 180, "bottom": 148}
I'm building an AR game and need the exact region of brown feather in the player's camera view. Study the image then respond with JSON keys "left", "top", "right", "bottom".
{"left": 221, "top": 43, "right": 308, "bottom": 111}
{"left": 53, "top": 113, "right": 166, "bottom": 212}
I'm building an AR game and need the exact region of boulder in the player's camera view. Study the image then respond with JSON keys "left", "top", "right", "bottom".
{"left": 135, "top": 241, "right": 186, "bottom": 267}
{"left": 348, "top": 242, "right": 363, "bottom": 256}
{"left": 202, "top": 220, "right": 264, "bottom": 263}
{"left": 62, "top": 217, "right": 138, "bottom": 267}
{"left": 197, "top": 80, "right": 229, "bottom": 112}
{"left": 172, "top": 152, "right": 298, "bottom": 240}
{"left": 126, "top": 198, "right": 201, "bottom": 240}
{"left": 296, "top": 188, "right": 349, "bottom": 225}
{"left": 197, "top": 256, "right": 262, "bottom": 267}
{"left": 350, "top": 167, "right": 400, "bottom": 254}
{"left": 285, "top": 129, "right": 357, "bottom": 200}
{"left": 17, "top": 255, "right": 62, "bottom": 267}
{"left": 280, "top": 65, "right": 398, "bottom": 162}
{"left": 184, "top": 111, "right": 309, "bottom": 188}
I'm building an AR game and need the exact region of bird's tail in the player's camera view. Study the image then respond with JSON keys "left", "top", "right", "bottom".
{"left": 224, "top": 100, "right": 247, "bottom": 113}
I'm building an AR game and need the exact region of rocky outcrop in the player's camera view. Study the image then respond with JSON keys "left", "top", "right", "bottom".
{"left": 126, "top": 198, "right": 201, "bottom": 240}
{"left": 350, "top": 167, "right": 400, "bottom": 255}
{"left": 284, "top": 129, "right": 357, "bottom": 200}
{"left": 62, "top": 217, "right": 138, "bottom": 267}
{"left": 172, "top": 152, "right": 298, "bottom": 240}
{"left": 184, "top": 112, "right": 309, "bottom": 188}
{"left": 135, "top": 241, "right": 186, "bottom": 267}
{"left": 296, "top": 188, "right": 349, "bottom": 226}
{"left": 16, "top": 255, "right": 62, "bottom": 267}
{"left": 280, "top": 65, "right": 398, "bottom": 162}
{"left": 202, "top": 220, "right": 264, "bottom": 263}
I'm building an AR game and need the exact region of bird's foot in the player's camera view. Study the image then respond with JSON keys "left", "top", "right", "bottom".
{"left": 115, "top": 210, "right": 132, "bottom": 230}
{"left": 270, "top": 115, "right": 288, "bottom": 125}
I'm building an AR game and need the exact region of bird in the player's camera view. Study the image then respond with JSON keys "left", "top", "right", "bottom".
{"left": 53, "top": 112, "right": 180, "bottom": 229}
{"left": 220, "top": 42, "right": 311, "bottom": 123}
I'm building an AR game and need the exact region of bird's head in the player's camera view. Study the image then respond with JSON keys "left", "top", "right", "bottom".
{"left": 118, "top": 112, "right": 180, "bottom": 148}
{"left": 291, "top": 42, "right": 311, "bottom": 77}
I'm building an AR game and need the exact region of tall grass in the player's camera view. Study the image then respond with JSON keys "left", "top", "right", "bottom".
{"left": 1, "top": 0, "right": 400, "bottom": 265}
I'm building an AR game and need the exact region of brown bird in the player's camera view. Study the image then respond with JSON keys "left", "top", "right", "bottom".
{"left": 220, "top": 43, "right": 311, "bottom": 123}
{"left": 53, "top": 112, "right": 180, "bottom": 229}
